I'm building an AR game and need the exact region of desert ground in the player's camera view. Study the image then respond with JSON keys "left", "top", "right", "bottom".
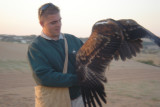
{"left": 0, "top": 41, "right": 160, "bottom": 107}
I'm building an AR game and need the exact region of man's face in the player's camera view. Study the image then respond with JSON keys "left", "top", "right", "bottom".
{"left": 40, "top": 12, "right": 62, "bottom": 39}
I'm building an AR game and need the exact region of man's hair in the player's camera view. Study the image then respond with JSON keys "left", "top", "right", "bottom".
{"left": 38, "top": 3, "right": 60, "bottom": 21}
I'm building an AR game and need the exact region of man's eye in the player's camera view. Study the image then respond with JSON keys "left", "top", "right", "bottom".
{"left": 51, "top": 22, "right": 56, "bottom": 25}
{"left": 50, "top": 19, "right": 61, "bottom": 25}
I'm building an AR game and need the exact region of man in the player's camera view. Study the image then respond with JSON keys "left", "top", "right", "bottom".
{"left": 27, "top": 3, "right": 84, "bottom": 107}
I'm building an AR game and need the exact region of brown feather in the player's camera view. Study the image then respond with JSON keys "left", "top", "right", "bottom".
{"left": 76, "top": 18, "right": 160, "bottom": 107}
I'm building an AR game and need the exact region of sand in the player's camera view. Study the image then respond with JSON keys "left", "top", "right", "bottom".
{"left": 0, "top": 41, "right": 160, "bottom": 107}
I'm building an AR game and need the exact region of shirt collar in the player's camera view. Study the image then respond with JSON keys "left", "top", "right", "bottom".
{"left": 41, "top": 31, "right": 64, "bottom": 40}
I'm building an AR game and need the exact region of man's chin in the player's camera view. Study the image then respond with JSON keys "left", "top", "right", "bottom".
{"left": 56, "top": 33, "right": 60, "bottom": 36}
{"left": 54, "top": 31, "right": 60, "bottom": 35}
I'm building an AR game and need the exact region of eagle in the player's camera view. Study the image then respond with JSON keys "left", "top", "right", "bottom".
{"left": 76, "top": 18, "right": 160, "bottom": 107}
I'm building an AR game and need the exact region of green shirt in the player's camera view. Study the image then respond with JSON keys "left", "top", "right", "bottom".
{"left": 27, "top": 34, "right": 83, "bottom": 99}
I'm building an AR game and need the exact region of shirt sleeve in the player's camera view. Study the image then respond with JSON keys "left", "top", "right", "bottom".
{"left": 27, "top": 43, "right": 78, "bottom": 87}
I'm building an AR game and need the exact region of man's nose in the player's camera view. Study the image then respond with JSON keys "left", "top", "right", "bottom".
{"left": 56, "top": 20, "right": 61, "bottom": 26}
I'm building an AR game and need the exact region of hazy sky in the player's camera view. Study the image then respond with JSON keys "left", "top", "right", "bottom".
{"left": 0, "top": 0, "right": 160, "bottom": 37}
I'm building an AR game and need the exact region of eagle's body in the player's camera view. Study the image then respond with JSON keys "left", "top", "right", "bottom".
{"left": 76, "top": 19, "right": 160, "bottom": 107}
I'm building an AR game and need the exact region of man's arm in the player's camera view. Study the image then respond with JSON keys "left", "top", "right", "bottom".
{"left": 27, "top": 43, "right": 78, "bottom": 87}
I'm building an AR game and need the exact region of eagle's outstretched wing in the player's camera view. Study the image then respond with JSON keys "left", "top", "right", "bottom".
{"left": 114, "top": 19, "right": 160, "bottom": 61}
{"left": 76, "top": 18, "right": 160, "bottom": 107}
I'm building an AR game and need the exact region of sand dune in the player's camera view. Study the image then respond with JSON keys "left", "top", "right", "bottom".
{"left": 0, "top": 41, "right": 160, "bottom": 107}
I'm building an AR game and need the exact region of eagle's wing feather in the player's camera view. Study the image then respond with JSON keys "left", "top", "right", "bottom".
{"left": 118, "top": 19, "right": 160, "bottom": 46}
{"left": 113, "top": 19, "right": 160, "bottom": 61}
{"left": 76, "top": 19, "right": 123, "bottom": 107}
{"left": 115, "top": 39, "right": 143, "bottom": 61}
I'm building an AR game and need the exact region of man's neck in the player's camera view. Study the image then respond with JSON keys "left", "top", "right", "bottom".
{"left": 41, "top": 31, "right": 63, "bottom": 40}
{"left": 43, "top": 32, "right": 59, "bottom": 40}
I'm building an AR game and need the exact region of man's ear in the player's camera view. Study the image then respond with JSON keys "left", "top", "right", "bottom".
{"left": 40, "top": 21, "right": 44, "bottom": 27}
